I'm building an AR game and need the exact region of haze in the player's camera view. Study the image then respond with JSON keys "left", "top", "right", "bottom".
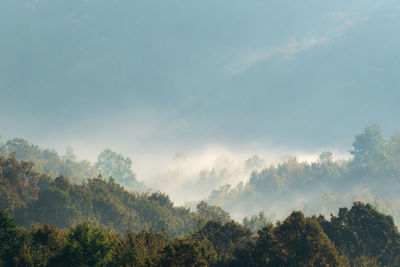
{"left": 1, "top": 0, "right": 399, "bottom": 205}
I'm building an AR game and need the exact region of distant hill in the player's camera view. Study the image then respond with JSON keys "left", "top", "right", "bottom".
{"left": 0, "top": 153, "right": 199, "bottom": 236}
{"left": 207, "top": 125, "right": 400, "bottom": 224}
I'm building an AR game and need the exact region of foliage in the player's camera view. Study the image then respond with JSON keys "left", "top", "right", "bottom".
{"left": 0, "top": 138, "right": 97, "bottom": 183}
{"left": 251, "top": 211, "right": 339, "bottom": 267}
{"left": 2, "top": 127, "right": 400, "bottom": 265}
{"left": 111, "top": 230, "right": 169, "bottom": 266}
{"left": 244, "top": 155, "right": 266, "bottom": 171}
{"left": 29, "top": 225, "right": 66, "bottom": 267}
{"left": 160, "top": 238, "right": 217, "bottom": 267}
{"left": 96, "top": 149, "right": 144, "bottom": 191}
{"left": 193, "top": 220, "right": 252, "bottom": 265}
{"left": 51, "top": 222, "right": 114, "bottom": 267}
{"left": 243, "top": 211, "right": 271, "bottom": 233}
{"left": 350, "top": 124, "right": 388, "bottom": 175}
{"left": 0, "top": 154, "right": 42, "bottom": 214}
{"left": 318, "top": 202, "right": 400, "bottom": 266}
{"left": 0, "top": 138, "right": 145, "bottom": 191}
{"left": 207, "top": 125, "right": 400, "bottom": 227}
{"left": 2, "top": 201, "right": 400, "bottom": 266}
{"left": 0, "top": 209, "right": 31, "bottom": 266}
{"left": 196, "top": 201, "right": 230, "bottom": 223}
{"left": 0, "top": 155, "right": 199, "bottom": 237}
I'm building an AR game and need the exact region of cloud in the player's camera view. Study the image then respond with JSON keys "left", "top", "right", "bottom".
{"left": 322, "top": 11, "right": 348, "bottom": 20}
{"left": 224, "top": 36, "right": 330, "bottom": 74}
{"left": 335, "top": 18, "right": 357, "bottom": 37}
{"left": 279, "top": 37, "right": 331, "bottom": 59}
{"left": 224, "top": 16, "right": 359, "bottom": 75}
{"left": 223, "top": 50, "right": 274, "bottom": 75}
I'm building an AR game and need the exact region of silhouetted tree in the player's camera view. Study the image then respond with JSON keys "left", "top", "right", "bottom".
{"left": 319, "top": 202, "right": 400, "bottom": 266}
{"left": 160, "top": 238, "right": 217, "bottom": 267}
{"left": 253, "top": 211, "right": 339, "bottom": 267}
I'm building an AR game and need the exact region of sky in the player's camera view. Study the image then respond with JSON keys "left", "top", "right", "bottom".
{"left": 1, "top": 0, "right": 400, "bottom": 184}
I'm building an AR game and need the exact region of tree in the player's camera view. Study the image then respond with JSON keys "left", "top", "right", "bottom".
{"left": 0, "top": 209, "right": 32, "bottom": 266}
{"left": 30, "top": 224, "right": 66, "bottom": 266}
{"left": 194, "top": 220, "right": 253, "bottom": 264}
{"left": 149, "top": 191, "right": 174, "bottom": 209}
{"left": 62, "top": 146, "right": 77, "bottom": 162}
{"left": 243, "top": 211, "right": 271, "bottom": 233}
{"left": 95, "top": 149, "right": 142, "bottom": 190}
{"left": 244, "top": 155, "right": 266, "bottom": 171}
{"left": 112, "top": 230, "right": 169, "bottom": 266}
{"left": 253, "top": 211, "right": 339, "bottom": 267}
{"left": 196, "top": 201, "right": 230, "bottom": 223}
{"left": 318, "top": 151, "right": 333, "bottom": 164}
{"left": 160, "top": 238, "right": 217, "bottom": 267}
{"left": 0, "top": 134, "right": 6, "bottom": 155}
{"left": 0, "top": 154, "right": 41, "bottom": 214}
{"left": 52, "top": 222, "right": 115, "bottom": 267}
{"left": 28, "top": 185, "right": 75, "bottom": 228}
{"left": 0, "top": 137, "right": 96, "bottom": 183}
{"left": 319, "top": 202, "right": 400, "bottom": 266}
{"left": 387, "top": 130, "right": 400, "bottom": 175}
{"left": 4, "top": 138, "right": 39, "bottom": 160}
{"left": 350, "top": 124, "right": 387, "bottom": 174}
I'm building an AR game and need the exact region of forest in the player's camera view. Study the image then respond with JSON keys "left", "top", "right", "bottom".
{"left": 1, "top": 181, "right": 400, "bottom": 266}
{"left": 207, "top": 125, "right": 400, "bottom": 224}
{"left": 2, "top": 0, "right": 400, "bottom": 265}
{"left": 2, "top": 125, "right": 400, "bottom": 266}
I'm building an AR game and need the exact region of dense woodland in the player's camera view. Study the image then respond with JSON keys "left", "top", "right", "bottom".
{"left": 0, "top": 138, "right": 144, "bottom": 191}
{"left": 0, "top": 154, "right": 202, "bottom": 236}
{"left": 208, "top": 125, "right": 400, "bottom": 224}
{"left": 2, "top": 199, "right": 400, "bottom": 266}
{"left": 2, "top": 0, "right": 399, "bottom": 265}
{"left": 1, "top": 161, "right": 400, "bottom": 265}
{"left": 2, "top": 125, "right": 400, "bottom": 265}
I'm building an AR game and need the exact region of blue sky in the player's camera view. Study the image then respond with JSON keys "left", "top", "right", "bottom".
{"left": 1, "top": 0, "right": 400, "bottom": 162}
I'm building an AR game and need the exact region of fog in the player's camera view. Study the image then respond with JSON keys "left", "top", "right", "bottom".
{"left": 1, "top": 0, "right": 400, "bottom": 228}
{"left": 2, "top": 0, "right": 400, "bottom": 154}
{"left": 57, "top": 140, "right": 343, "bottom": 205}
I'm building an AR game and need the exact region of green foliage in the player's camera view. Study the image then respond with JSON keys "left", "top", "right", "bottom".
{"left": 112, "top": 230, "right": 169, "bottom": 266}
{"left": 30, "top": 225, "right": 66, "bottom": 266}
{"left": 160, "top": 238, "right": 217, "bottom": 267}
{"left": 243, "top": 211, "right": 271, "bottom": 233}
{"left": 96, "top": 149, "right": 144, "bottom": 191}
{"left": 196, "top": 201, "right": 230, "bottom": 223}
{"left": 0, "top": 137, "right": 147, "bottom": 191}
{"left": 2, "top": 201, "right": 400, "bottom": 266}
{"left": 3, "top": 127, "right": 400, "bottom": 265}
{"left": 1, "top": 154, "right": 199, "bottom": 236}
{"left": 319, "top": 202, "right": 400, "bottom": 266}
{"left": 253, "top": 211, "right": 339, "bottom": 267}
{"left": 0, "top": 154, "right": 42, "bottom": 214}
{"left": 0, "top": 209, "right": 32, "bottom": 266}
{"left": 52, "top": 222, "right": 114, "bottom": 267}
{"left": 208, "top": 125, "right": 400, "bottom": 227}
{"left": 194, "top": 220, "right": 253, "bottom": 265}
{"left": 0, "top": 138, "right": 97, "bottom": 183}
{"left": 350, "top": 124, "right": 388, "bottom": 175}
